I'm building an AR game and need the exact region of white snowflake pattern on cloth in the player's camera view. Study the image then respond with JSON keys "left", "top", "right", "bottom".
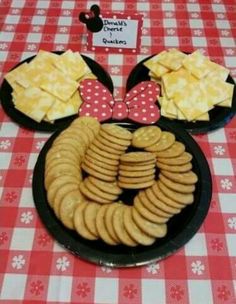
{"left": 11, "top": 8, "right": 20, "bottom": 14}
{"left": 217, "top": 13, "right": 225, "bottom": 19}
{"left": 198, "top": 48, "right": 206, "bottom": 54}
{"left": 226, "top": 48, "right": 235, "bottom": 55}
{"left": 12, "top": 255, "right": 26, "bottom": 270}
{"left": 191, "top": 260, "right": 205, "bottom": 275}
{"left": 214, "top": 145, "right": 225, "bottom": 155}
{"left": 165, "top": 12, "right": 174, "bottom": 17}
{"left": 142, "top": 28, "right": 148, "bottom": 35}
{"left": 194, "top": 29, "right": 202, "bottom": 36}
{"left": 36, "top": 141, "right": 45, "bottom": 150}
{"left": 111, "top": 66, "right": 120, "bottom": 74}
{"left": 0, "top": 139, "right": 11, "bottom": 150}
{"left": 37, "top": 9, "right": 45, "bottom": 15}
{"left": 191, "top": 13, "right": 199, "bottom": 18}
{"left": 20, "top": 211, "right": 33, "bottom": 224}
{"left": 0, "top": 43, "right": 8, "bottom": 50}
{"left": 228, "top": 217, "right": 236, "bottom": 230}
{"left": 221, "top": 178, "right": 233, "bottom": 190}
{"left": 146, "top": 262, "right": 160, "bottom": 274}
{"left": 63, "top": 10, "right": 71, "bottom": 16}
{"left": 55, "top": 45, "right": 65, "bottom": 51}
{"left": 32, "top": 26, "right": 41, "bottom": 32}
{"left": 221, "top": 30, "right": 230, "bottom": 37}
{"left": 56, "top": 256, "right": 70, "bottom": 271}
{"left": 101, "top": 266, "right": 112, "bottom": 273}
{"left": 5, "top": 25, "right": 14, "bottom": 31}
{"left": 213, "top": 0, "right": 221, "bottom": 3}
{"left": 141, "top": 47, "right": 149, "bottom": 54}
{"left": 27, "top": 44, "right": 37, "bottom": 51}
{"left": 167, "top": 28, "right": 175, "bottom": 35}
{"left": 59, "top": 27, "right": 68, "bottom": 33}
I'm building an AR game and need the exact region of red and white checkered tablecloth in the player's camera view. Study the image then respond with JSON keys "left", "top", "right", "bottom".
{"left": 0, "top": 0, "right": 236, "bottom": 303}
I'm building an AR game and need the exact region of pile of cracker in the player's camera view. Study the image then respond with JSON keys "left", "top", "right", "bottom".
{"left": 4, "top": 50, "right": 96, "bottom": 123}
{"left": 44, "top": 117, "right": 198, "bottom": 247}
{"left": 144, "top": 49, "right": 234, "bottom": 122}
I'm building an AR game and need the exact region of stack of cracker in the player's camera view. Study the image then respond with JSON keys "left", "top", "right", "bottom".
{"left": 118, "top": 152, "right": 156, "bottom": 189}
{"left": 144, "top": 48, "right": 234, "bottom": 122}
{"left": 81, "top": 123, "right": 132, "bottom": 182}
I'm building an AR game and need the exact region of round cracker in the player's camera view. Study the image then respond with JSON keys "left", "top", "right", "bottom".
{"left": 101, "top": 123, "right": 132, "bottom": 140}
{"left": 120, "top": 152, "right": 155, "bottom": 163}
{"left": 156, "top": 161, "right": 192, "bottom": 173}
{"left": 161, "top": 170, "right": 198, "bottom": 185}
{"left": 157, "top": 151, "right": 193, "bottom": 165}
{"left": 80, "top": 181, "right": 111, "bottom": 204}
{"left": 60, "top": 189, "right": 84, "bottom": 229}
{"left": 74, "top": 202, "right": 98, "bottom": 240}
{"left": 159, "top": 174, "right": 196, "bottom": 194}
{"left": 96, "top": 204, "right": 119, "bottom": 245}
{"left": 155, "top": 141, "right": 185, "bottom": 158}
{"left": 158, "top": 180, "right": 194, "bottom": 205}
{"left": 123, "top": 207, "right": 156, "bottom": 246}
{"left": 134, "top": 195, "right": 168, "bottom": 224}
{"left": 132, "top": 126, "right": 162, "bottom": 148}
{"left": 84, "top": 202, "right": 101, "bottom": 237}
{"left": 119, "top": 168, "right": 155, "bottom": 177}
{"left": 85, "top": 178, "right": 118, "bottom": 201}
{"left": 113, "top": 205, "right": 137, "bottom": 246}
{"left": 104, "top": 203, "right": 121, "bottom": 243}
{"left": 132, "top": 207, "right": 167, "bottom": 238}
{"left": 145, "top": 131, "right": 175, "bottom": 152}
{"left": 82, "top": 163, "right": 116, "bottom": 182}
{"left": 118, "top": 180, "right": 155, "bottom": 189}
{"left": 88, "top": 176, "right": 122, "bottom": 195}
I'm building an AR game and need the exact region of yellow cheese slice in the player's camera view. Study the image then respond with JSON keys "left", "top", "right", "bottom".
{"left": 4, "top": 63, "right": 28, "bottom": 92}
{"left": 158, "top": 48, "right": 187, "bottom": 71}
{"left": 14, "top": 87, "right": 55, "bottom": 122}
{"left": 194, "top": 112, "right": 210, "bottom": 121}
{"left": 143, "top": 51, "right": 169, "bottom": 78}
{"left": 173, "top": 82, "right": 213, "bottom": 121}
{"left": 40, "top": 68, "right": 79, "bottom": 102}
{"left": 54, "top": 49, "right": 91, "bottom": 81}
{"left": 182, "top": 50, "right": 213, "bottom": 79}
{"left": 16, "top": 61, "right": 55, "bottom": 88}
{"left": 217, "top": 97, "right": 233, "bottom": 107}
{"left": 162, "top": 67, "right": 198, "bottom": 99}
{"left": 206, "top": 61, "right": 230, "bottom": 81}
{"left": 78, "top": 72, "right": 97, "bottom": 82}
{"left": 159, "top": 96, "right": 177, "bottom": 119}
{"left": 46, "top": 90, "right": 82, "bottom": 121}
{"left": 199, "top": 77, "right": 234, "bottom": 106}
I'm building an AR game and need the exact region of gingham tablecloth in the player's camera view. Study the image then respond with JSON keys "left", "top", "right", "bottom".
{"left": 0, "top": 1, "right": 236, "bottom": 303}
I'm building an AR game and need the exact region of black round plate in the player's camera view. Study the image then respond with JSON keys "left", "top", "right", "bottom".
{"left": 0, "top": 52, "right": 113, "bottom": 132}
{"left": 32, "top": 120, "right": 212, "bottom": 267}
{"left": 126, "top": 55, "right": 236, "bottom": 134}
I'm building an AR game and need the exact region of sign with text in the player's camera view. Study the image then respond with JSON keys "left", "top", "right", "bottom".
{"left": 87, "top": 13, "right": 143, "bottom": 54}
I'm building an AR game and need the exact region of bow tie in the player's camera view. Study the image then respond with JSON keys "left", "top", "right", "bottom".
{"left": 79, "top": 79, "right": 161, "bottom": 124}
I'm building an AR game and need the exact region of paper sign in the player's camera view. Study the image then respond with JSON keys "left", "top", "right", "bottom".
{"left": 87, "top": 13, "right": 143, "bottom": 54}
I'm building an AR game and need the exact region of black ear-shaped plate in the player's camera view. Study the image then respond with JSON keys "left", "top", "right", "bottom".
{"left": 0, "top": 51, "right": 113, "bottom": 132}
{"left": 126, "top": 54, "right": 236, "bottom": 135}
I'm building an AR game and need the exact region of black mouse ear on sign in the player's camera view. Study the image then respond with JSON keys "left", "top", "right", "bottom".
{"left": 90, "top": 4, "right": 100, "bottom": 16}
{"left": 79, "top": 12, "right": 89, "bottom": 24}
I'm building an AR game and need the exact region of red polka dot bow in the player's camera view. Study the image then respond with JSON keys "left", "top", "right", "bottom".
{"left": 79, "top": 79, "right": 161, "bottom": 124}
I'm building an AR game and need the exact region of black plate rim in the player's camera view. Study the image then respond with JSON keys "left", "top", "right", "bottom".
{"left": 126, "top": 54, "right": 236, "bottom": 135}
{"left": 0, "top": 51, "right": 114, "bottom": 132}
{"left": 32, "top": 120, "right": 212, "bottom": 268}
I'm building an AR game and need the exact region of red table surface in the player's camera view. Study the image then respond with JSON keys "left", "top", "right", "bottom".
{"left": 0, "top": 0, "right": 236, "bottom": 303}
